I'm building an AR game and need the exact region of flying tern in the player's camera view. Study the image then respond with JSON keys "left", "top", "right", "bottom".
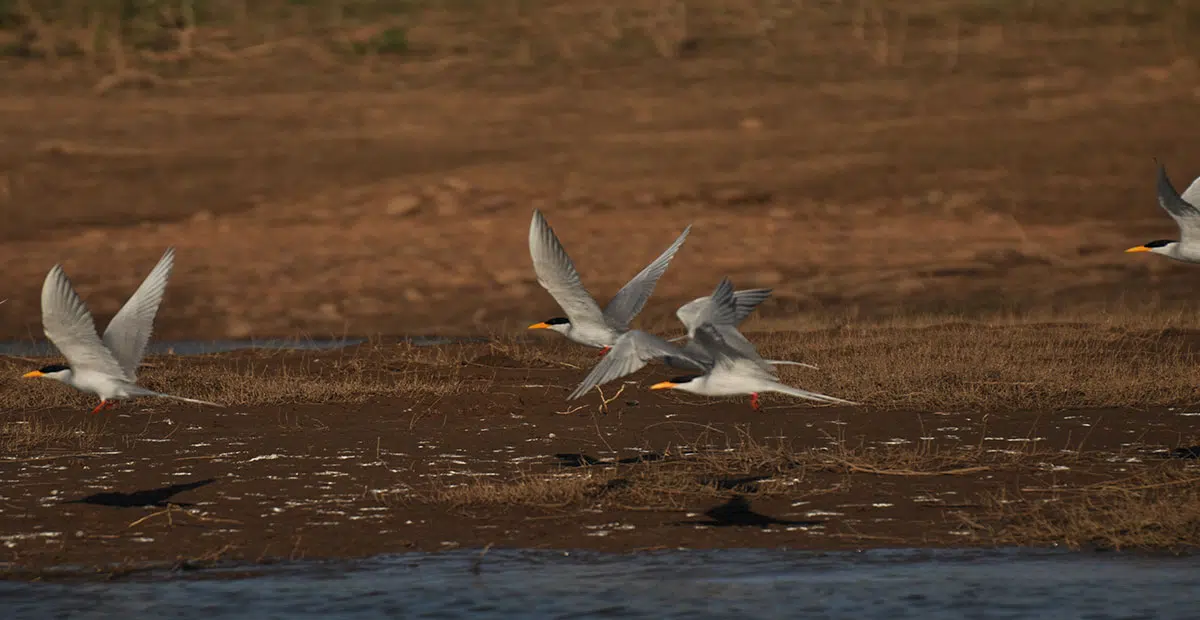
{"left": 527, "top": 209, "right": 691, "bottom": 355}
{"left": 567, "top": 278, "right": 855, "bottom": 409}
{"left": 22, "top": 248, "right": 223, "bottom": 414}
{"left": 1125, "top": 162, "right": 1200, "bottom": 262}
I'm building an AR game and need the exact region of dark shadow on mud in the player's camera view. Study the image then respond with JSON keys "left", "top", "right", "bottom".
{"left": 697, "top": 475, "right": 772, "bottom": 493}
{"left": 66, "top": 478, "right": 216, "bottom": 508}
{"left": 1166, "top": 445, "right": 1200, "bottom": 459}
{"left": 554, "top": 453, "right": 664, "bottom": 467}
{"left": 676, "top": 495, "right": 824, "bottom": 528}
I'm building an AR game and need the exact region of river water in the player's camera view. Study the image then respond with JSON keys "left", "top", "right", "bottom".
{"left": 3, "top": 548, "right": 1196, "bottom": 619}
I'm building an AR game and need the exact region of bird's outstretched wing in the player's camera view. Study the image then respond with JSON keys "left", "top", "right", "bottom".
{"left": 1156, "top": 163, "right": 1200, "bottom": 244}
{"left": 102, "top": 247, "right": 175, "bottom": 381}
{"left": 41, "top": 265, "right": 126, "bottom": 378}
{"left": 568, "top": 329, "right": 701, "bottom": 400}
{"left": 528, "top": 210, "right": 607, "bottom": 326}
{"left": 675, "top": 287, "right": 773, "bottom": 336}
{"left": 602, "top": 224, "right": 692, "bottom": 329}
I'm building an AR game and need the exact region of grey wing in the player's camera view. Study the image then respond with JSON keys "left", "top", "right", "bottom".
{"left": 692, "top": 322, "right": 770, "bottom": 370}
{"left": 602, "top": 224, "right": 692, "bottom": 329}
{"left": 568, "top": 330, "right": 699, "bottom": 400}
{"left": 1156, "top": 164, "right": 1200, "bottom": 243}
{"left": 102, "top": 247, "right": 174, "bottom": 380}
{"left": 675, "top": 287, "right": 769, "bottom": 335}
{"left": 674, "top": 296, "right": 711, "bottom": 335}
{"left": 529, "top": 210, "right": 607, "bottom": 326}
{"left": 41, "top": 265, "right": 126, "bottom": 378}
{"left": 731, "top": 288, "right": 772, "bottom": 325}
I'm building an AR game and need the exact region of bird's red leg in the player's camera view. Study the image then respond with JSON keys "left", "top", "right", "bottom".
{"left": 597, "top": 346, "right": 612, "bottom": 358}
{"left": 90, "top": 400, "right": 109, "bottom": 415}
{"left": 750, "top": 393, "right": 761, "bottom": 411}
{"left": 104, "top": 401, "right": 117, "bottom": 411}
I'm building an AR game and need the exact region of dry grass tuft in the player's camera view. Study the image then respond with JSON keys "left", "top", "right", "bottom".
{"left": 432, "top": 430, "right": 1020, "bottom": 512}
{"left": 744, "top": 312, "right": 1200, "bottom": 410}
{"left": 994, "top": 467, "right": 1200, "bottom": 551}
{"left": 0, "top": 414, "right": 103, "bottom": 456}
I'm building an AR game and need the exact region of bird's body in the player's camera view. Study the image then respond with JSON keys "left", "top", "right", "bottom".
{"left": 526, "top": 209, "right": 691, "bottom": 352}
{"left": 568, "top": 278, "right": 854, "bottom": 409}
{"left": 22, "top": 248, "right": 223, "bottom": 414}
{"left": 1126, "top": 163, "right": 1200, "bottom": 263}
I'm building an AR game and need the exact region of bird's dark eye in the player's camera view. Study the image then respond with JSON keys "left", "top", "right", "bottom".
{"left": 38, "top": 364, "right": 69, "bottom": 373}
{"left": 668, "top": 375, "right": 700, "bottom": 384}
{"left": 1144, "top": 239, "right": 1175, "bottom": 248}
{"left": 546, "top": 317, "right": 570, "bottom": 326}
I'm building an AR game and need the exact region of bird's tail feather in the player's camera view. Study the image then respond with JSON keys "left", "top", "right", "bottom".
{"left": 134, "top": 387, "right": 224, "bottom": 408}
{"left": 765, "top": 359, "right": 818, "bottom": 369}
{"left": 771, "top": 383, "right": 858, "bottom": 406}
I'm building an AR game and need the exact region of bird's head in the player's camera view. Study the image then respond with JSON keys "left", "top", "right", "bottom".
{"left": 650, "top": 375, "right": 701, "bottom": 391}
{"left": 528, "top": 316, "right": 571, "bottom": 335}
{"left": 23, "top": 363, "right": 72, "bottom": 383}
{"left": 1125, "top": 239, "right": 1177, "bottom": 256}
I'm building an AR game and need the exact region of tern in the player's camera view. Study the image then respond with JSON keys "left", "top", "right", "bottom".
{"left": 527, "top": 209, "right": 691, "bottom": 355}
{"left": 22, "top": 248, "right": 223, "bottom": 414}
{"left": 567, "top": 278, "right": 856, "bottom": 410}
{"left": 1125, "top": 162, "right": 1200, "bottom": 262}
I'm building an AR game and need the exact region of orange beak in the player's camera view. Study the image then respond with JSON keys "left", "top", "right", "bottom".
{"left": 1125, "top": 246, "right": 1151, "bottom": 253}
{"left": 649, "top": 381, "right": 677, "bottom": 390}
{"left": 528, "top": 322, "right": 552, "bottom": 330}
{"left": 22, "top": 370, "right": 44, "bottom": 378}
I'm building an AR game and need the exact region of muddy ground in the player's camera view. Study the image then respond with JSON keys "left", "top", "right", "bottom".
{"left": 1, "top": 335, "right": 1200, "bottom": 577}
{"left": 3, "top": 1, "right": 1200, "bottom": 577}
{"left": 0, "top": 2, "right": 1198, "bottom": 339}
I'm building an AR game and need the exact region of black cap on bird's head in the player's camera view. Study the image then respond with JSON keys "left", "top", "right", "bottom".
{"left": 1126, "top": 239, "right": 1176, "bottom": 253}
{"left": 528, "top": 317, "right": 570, "bottom": 330}
{"left": 23, "top": 363, "right": 69, "bottom": 379}
{"left": 651, "top": 375, "right": 701, "bottom": 390}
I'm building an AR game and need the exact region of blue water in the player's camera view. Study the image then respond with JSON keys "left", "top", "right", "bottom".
{"left": 0, "top": 336, "right": 485, "bottom": 357}
{"left": 3, "top": 548, "right": 1196, "bottom": 619}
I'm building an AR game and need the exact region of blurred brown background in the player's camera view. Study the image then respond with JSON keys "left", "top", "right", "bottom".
{"left": 0, "top": 0, "right": 1197, "bottom": 340}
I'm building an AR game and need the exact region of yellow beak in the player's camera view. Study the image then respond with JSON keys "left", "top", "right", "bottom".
{"left": 528, "top": 322, "right": 551, "bottom": 330}
{"left": 649, "top": 381, "right": 677, "bottom": 390}
{"left": 1125, "top": 246, "right": 1151, "bottom": 253}
{"left": 22, "top": 370, "right": 44, "bottom": 378}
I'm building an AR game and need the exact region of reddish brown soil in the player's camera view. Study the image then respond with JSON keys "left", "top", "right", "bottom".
{"left": 0, "top": 8, "right": 1198, "bottom": 340}
{"left": 2, "top": 351, "right": 1197, "bottom": 576}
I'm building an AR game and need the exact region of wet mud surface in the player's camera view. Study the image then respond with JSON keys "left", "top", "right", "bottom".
{"left": 2, "top": 351, "right": 1198, "bottom": 577}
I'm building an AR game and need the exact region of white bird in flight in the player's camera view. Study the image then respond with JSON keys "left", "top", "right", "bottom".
{"left": 1125, "top": 162, "right": 1200, "bottom": 262}
{"left": 527, "top": 209, "right": 691, "bottom": 356}
{"left": 22, "top": 248, "right": 223, "bottom": 414}
{"left": 567, "top": 277, "right": 855, "bottom": 410}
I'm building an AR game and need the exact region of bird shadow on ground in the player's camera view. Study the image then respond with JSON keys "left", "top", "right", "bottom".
{"left": 554, "top": 452, "right": 664, "bottom": 467}
{"left": 64, "top": 478, "right": 216, "bottom": 508}
{"left": 675, "top": 495, "right": 825, "bottom": 528}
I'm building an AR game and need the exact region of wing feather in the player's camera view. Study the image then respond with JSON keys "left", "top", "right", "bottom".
{"left": 567, "top": 330, "right": 700, "bottom": 400}
{"left": 102, "top": 248, "right": 174, "bottom": 380}
{"left": 41, "top": 265, "right": 126, "bottom": 378}
{"left": 1156, "top": 163, "right": 1200, "bottom": 243}
{"left": 529, "top": 210, "right": 607, "bottom": 326}
{"left": 602, "top": 224, "right": 691, "bottom": 329}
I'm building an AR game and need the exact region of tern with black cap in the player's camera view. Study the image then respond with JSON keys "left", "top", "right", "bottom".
{"left": 22, "top": 248, "right": 223, "bottom": 414}
{"left": 1125, "top": 161, "right": 1200, "bottom": 262}
{"left": 527, "top": 209, "right": 692, "bottom": 356}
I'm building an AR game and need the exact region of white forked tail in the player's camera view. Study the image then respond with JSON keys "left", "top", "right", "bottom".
{"left": 769, "top": 383, "right": 858, "bottom": 406}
